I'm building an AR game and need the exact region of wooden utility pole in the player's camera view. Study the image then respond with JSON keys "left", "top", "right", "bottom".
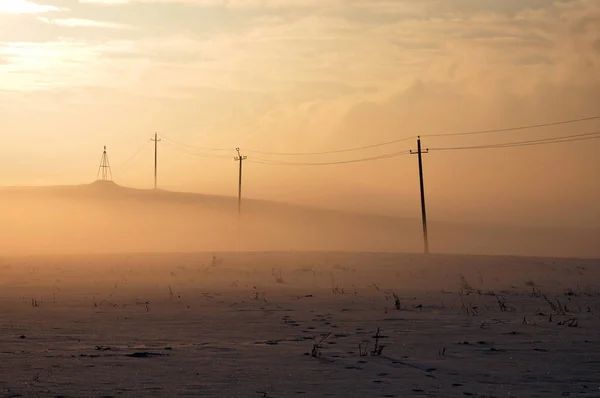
{"left": 234, "top": 148, "right": 247, "bottom": 214}
{"left": 410, "top": 136, "right": 429, "bottom": 254}
{"left": 151, "top": 133, "right": 161, "bottom": 189}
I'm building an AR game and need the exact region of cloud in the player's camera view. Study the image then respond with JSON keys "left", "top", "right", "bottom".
{"left": 79, "top": 0, "right": 128, "bottom": 3}
{"left": 0, "top": 40, "right": 145, "bottom": 91}
{"left": 2, "top": 0, "right": 599, "bottom": 103}
{"left": 37, "top": 17, "right": 132, "bottom": 29}
{"left": 0, "top": 0, "right": 61, "bottom": 14}
{"left": 77, "top": 0, "right": 327, "bottom": 6}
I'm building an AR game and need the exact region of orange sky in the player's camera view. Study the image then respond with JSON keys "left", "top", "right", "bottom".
{"left": 0, "top": 0, "right": 599, "bottom": 228}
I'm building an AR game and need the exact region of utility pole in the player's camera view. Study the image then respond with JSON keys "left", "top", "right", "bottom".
{"left": 151, "top": 133, "right": 161, "bottom": 189}
{"left": 410, "top": 136, "right": 429, "bottom": 254}
{"left": 234, "top": 148, "right": 247, "bottom": 214}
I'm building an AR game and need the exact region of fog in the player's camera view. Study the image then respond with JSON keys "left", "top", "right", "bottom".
{"left": 0, "top": 181, "right": 597, "bottom": 258}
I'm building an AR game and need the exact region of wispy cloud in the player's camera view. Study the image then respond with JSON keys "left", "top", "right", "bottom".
{"left": 37, "top": 17, "right": 132, "bottom": 29}
{"left": 2, "top": 0, "right": 598, "bottom": 97}
{"left": 78, "top": 0, "right": 129, "bottom": 4}
{"left": 0, "top": 0, "right": 61, "bottom": 14}
{"left": 0, "top": 40, "right": 144, "bottom": 91}
{"left": 77, "top": 0, "right": 329, "bottom": 7}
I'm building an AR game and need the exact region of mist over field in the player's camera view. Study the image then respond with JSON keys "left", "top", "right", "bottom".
{"left": 0, "top": 181, "right": 598, "bottom": 258}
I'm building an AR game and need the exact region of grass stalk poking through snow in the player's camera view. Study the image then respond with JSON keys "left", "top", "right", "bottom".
{"left": 311, "top": 332, "right": 332, "bottom": 358}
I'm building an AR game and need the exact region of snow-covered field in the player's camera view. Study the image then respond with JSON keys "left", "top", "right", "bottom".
{"left": 1, "top": 252, "right": 599, "bottom": 397}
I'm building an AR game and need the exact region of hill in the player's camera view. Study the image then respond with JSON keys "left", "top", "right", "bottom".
{"left": 0, "top": 181, "right": 598, "bottom": 258}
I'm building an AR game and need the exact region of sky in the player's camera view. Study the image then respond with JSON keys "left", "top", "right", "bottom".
{"left": 0, "top": 0, "right": 599, "bottom": 227}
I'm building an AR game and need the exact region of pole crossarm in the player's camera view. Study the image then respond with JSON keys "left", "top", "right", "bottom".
{"left": 234, "top": 147, "right": 247, "bottom": 162}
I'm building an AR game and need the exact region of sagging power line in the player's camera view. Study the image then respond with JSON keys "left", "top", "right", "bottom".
{"left": 422, "top": 115, "right": 600, "bottom": 138}
{"left": 132, "top": 114, "right": 599, "bottom": 160}
{"left": 161, "top": 140, "right": 232, "bottom": 159}
{"left": 248, "top": 150, "right": 412, "bottom": 166}
{"left": 113, "top": 142, "right": 150, "bottom": 175}
{"left": 244, "top": 138, "right": 415, "bottom": 156}
{"left": 161, "top": 134, "right": 231, "bottom": 152}
{"left": 428, "top": 131, "right": 600, "bottom": 152}
{"left": 239, "top": 114, "right": 600, "bottom": 156}
{"left": 243, "top": 131, "right": 600, "bottom": 167}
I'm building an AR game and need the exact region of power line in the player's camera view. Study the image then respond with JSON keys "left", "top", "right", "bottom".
{"left": 161, "top": 134, "right": 232, "bottom": 152}
{"left": 244, "top": 137, "right": 416, "bottom": 156}
{"left": 428, "top": 131, "right": 600, "bottom": 151}
{"left": 161, "top": 141, "right": 233, "bottom": 159}
{"left": 141, "top": 115, "right": 600, "bottom": 158}
{"left": 248, "top": 150, "right": 412, "bottom": 166}
{"left": 143, "top": 130, "right": 600, "bottom": 168}
{"left": 423, "top": 115, "right": 600, "bottom": 138}
{"left": 113, "top": 142, "right": 151, "bottom": 175}
{"left": 162, "top": 141, "right": 230, "bottom": 157}
{"left": 241, "top": 114, "right": 600, "bottom": 156}
{"left": 244, "top": 131, "right": 599, "bottom": 166}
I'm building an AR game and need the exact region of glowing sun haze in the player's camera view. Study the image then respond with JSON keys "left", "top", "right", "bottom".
{"left": 0, "top": 0, "right": 599, "bottom": 228}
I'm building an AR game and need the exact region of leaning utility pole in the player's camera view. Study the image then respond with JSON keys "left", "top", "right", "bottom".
{"left": 151, "top": 133, "right": 161, "bottom": 189}
{"left": 234, "top": 148, "right": 247, "bottom": 214}
{"left": 410, "top": 136, "right": 429, "bottom": 254}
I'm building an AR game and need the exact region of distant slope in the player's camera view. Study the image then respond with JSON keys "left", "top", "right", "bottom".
{"left": 0, "top": 181, "right": 598, "bottom": 258}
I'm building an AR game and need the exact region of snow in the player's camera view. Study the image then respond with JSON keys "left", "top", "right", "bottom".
{"left": 0, "top": 252, "right": 599, "bottom": 397}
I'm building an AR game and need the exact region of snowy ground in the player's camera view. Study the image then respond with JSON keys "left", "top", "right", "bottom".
{"left": 1, "top": 252, "right": 599, "bottom": 397}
